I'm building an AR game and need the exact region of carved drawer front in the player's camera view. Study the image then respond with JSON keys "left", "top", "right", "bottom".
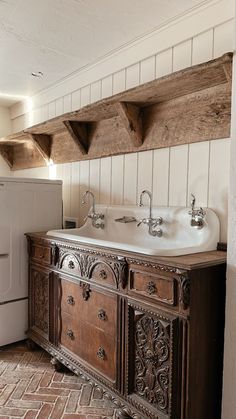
{"left": 31, "top": 244, "right": 52, "bottom": 265}
{"left": 129, "top": 269, "right": 176, "bottom": 307}
{"left": 127, "top": 303, "right": 180, "bottom": 419}
{"left": 61, "top": 279, "right": 117, "bottom": 336}
{"left": 89, "top": 261, "right": 117, "bottom": 288}
{"left": 60, "top": 312, "right": 117, "bottom": 383}
{"left": 59, "top": 253, "right": 81, "bottom": 274}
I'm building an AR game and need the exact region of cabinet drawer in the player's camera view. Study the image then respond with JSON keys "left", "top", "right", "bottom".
{"left": 89, "top": 261, "right": 117, "bottom": 288}
{"left": 129, "top": 269, "right": 176, "bottom": 306}
{"left": 31, "top": 244, "right": 52, "bottom": 265}
{"left": 61, "top": 279, "right": 117, "bottom": 336}
{"left": 60, "top": 312, "right": 116, "bottom": 383}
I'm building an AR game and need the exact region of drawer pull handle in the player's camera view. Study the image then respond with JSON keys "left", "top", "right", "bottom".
{"left": 68, "top": 260, "right": 75, "bottom": 269}
{"left": 66, "top": 329, "right": 74, "bottom": 340}
{"left": 98, "top": 309, "right": 107, "bottom": 321}
{"left": 99, "top": 270, "right": 107, "bottom": 280}
{"left": 146, "top": 281, "right": 156, "bottom": 295}
{"left": 67, "top": 295, "right": 75, "bottom": 305}
{"left": 97, "top": 346, "right": 105, "bottom": 360}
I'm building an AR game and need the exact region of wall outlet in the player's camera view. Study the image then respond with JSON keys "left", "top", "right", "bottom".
{"left": 63, "top": 217, "right": 78, "bottom": 229}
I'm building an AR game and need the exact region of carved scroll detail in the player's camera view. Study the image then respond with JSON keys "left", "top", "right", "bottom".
{"left": 33, "top": 270, "right": 49, "bottom": 334}
{"left": 134, "top": 314, "right": 171, "bottom": 413}
{"left": 179, "top": 275, "right": 190, "bottom": 310}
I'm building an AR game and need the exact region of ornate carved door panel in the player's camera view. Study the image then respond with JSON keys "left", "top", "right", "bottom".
{"left": 29, "top": 265, "right": 52, "bottom": 340}
{"left": 126, "top": 303, "right": 181, "bottom": 419}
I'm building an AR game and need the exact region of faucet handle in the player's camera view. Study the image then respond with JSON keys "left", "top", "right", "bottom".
{"left": 190, "top": 193, "right": 196, "bottom": 210}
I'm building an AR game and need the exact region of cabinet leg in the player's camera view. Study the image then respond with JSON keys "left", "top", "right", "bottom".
{"left": 50, "top": 357, "right": 64, "bottom": 372}
{"left": 26, "top": 339, "right": 38, "bottom": 351}
{"left": 115, "top": 410, "right": 132, "bottom": 419}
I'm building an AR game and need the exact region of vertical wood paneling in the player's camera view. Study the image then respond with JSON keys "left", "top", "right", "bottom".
{"left": 101, "top": 75, "right": 113, "bottom": 99}
{"left": 173, "top": 39, "right": 192, "bottom": 71}
{"left": 113, "top": 69, "right": 126, "bottom": 94}
{"left": 91, "top": 81, "right": 101, "bottom": 103}
{"left": 10, "top": 18, "right": 232, "bottom": 242}
{"left": 188, "top": 141, "right": 210, "bottom": 207}
{"left": 100, "top": 157, "right": 111, "bottom": 204}
{"left": 192, "top": 29, "right": 213, "bottom": 65}
{"left": 126, "top": 63, "right": 140, "bottom": 89}
{"left": 137, "top": 151, "right": 153, "bottom": 206}
{"left": 48, "top": 102, "right": 56, "bottom": 119}
{"left": 60, "top": 163, "right": 71, "bottom": 217}
{"left": 79, "top": 160, "right": 90, "bottom": 225}
{"left": 208, "top": 138, "right": 230, "bottom": 242}
{"left": 63, "top": 94, "right": 72, "bottom": 113}
{"left": 41, "top": 104, "right": 49, "bottom": 122}
{"left": 55, "top": 98, "right": 63, "bottom": 116}
{"left": 70, "top": 161, "right": 80, "bottom": 219}
{"left": 111, "top": 155, "right": 124, "bottom": 205}
{"left": 156, "top": 48, "right": 173, "bottom": 78}
{"left": 214, "top": 20, "right": 234, "bottom": 58}
{"left": 169, "top": 145, "right": 189, "bottom": 206}
{"left": 124, "top": 153, "right": 138, "bottom": 205}
{"left": 71, "top": 90, "right": 81, "bottom": 111}
{"left": 140, "top": 56, "right": 156, "bottom": 84}
{"left": 89, "top": 159, "right": 100, "bottom": 202}
{"left": 81, "top": 85, "right": 91, "bottom": 107}
{"left": 153, "top": 148, "right": 170, "bottom": 206}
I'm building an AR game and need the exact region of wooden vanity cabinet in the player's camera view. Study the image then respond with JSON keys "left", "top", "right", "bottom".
{"left": 26, "top": 233, "right": 226, "bottom": 419}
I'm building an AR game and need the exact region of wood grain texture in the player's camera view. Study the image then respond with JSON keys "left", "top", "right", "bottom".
{"left": 29, "top": 133, "right": 52, "bottom": 164}
{"left": 63, "top": 120, "right": 89, "bottom": 154}
{"left": 116, "top": 102, "right": 143, "bottom": 147}
{"left": 1, "top": 53, "right": 232, "bottom": 170}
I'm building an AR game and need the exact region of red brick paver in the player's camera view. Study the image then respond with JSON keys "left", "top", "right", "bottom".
{"left": 0, "top": 342, "right": 116, "bottom": 418}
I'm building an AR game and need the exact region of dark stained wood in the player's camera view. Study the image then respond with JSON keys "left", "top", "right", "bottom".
{"left": 63, "top": 120, "right": 89, "bottom": 154}
{"left": 29, "top": 133, "right": 52, "bottom": 164}
{"left": 26, "top": 232, "right": 227, "bottom": 419}
{"left": 116, "top": 102, "right": 143, "bottom": 147}
{"left": 1, "top": 53, "right": 233, "bottom": 170}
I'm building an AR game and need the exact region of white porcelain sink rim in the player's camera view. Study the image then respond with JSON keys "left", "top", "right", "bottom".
{"left": 47, "top": 204, "right": 220, "bottom": 256}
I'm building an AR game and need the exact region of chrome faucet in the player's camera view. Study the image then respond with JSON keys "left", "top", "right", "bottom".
{"left": 82, "top": 190, "right": 105, "bottom": 229}
{"left": 188, "top": 193, "right": 206, "bottom": 229}
{"left": 137, "top": 190, "right": 163, "bottom": 237}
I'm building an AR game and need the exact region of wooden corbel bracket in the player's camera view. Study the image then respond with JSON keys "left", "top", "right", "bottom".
{"left": 0, "top": 145, "right": 13, "bottom": 168}
{"left": 116, "top": 102, "right": 143, "bottom": 147}
{"left": 63, "top": 120, "right": 89, "bottom": 155}
{"left": 28, "top": 133, "right": 52, "bottom": 165}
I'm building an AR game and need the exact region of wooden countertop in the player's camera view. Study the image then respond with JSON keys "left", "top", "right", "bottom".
{"left": 26, "top": 231, "right": 227, "bottom": 271}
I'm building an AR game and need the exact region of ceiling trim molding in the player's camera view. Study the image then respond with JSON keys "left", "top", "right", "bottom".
{"left": 10, "top": 0, "right": 234, "bottom": 120}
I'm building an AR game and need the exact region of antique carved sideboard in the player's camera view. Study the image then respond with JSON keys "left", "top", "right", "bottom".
{"left": 26, "top": 232, "right": 226, "bottom": 419}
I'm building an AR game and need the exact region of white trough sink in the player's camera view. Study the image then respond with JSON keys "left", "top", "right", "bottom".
{"left": 47, "top": 205, "right": 220, "bottom": 257}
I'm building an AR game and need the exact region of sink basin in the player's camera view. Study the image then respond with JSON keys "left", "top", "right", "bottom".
{"left": 47, "top": 205, "right": 220, "bottom": 256}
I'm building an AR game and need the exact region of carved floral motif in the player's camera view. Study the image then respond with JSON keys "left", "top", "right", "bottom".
{"left": 134, "top": 314, "right": 171, "bottom": 413}
{"left": 179, "top": 274, "right": 190, "bottom": 310}
{"left": 33, "top": 270, "right": 49, "bottom": 334}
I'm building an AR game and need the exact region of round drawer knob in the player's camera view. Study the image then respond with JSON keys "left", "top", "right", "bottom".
{"left": 98, "top": 309, "right": 107, "bottom": 321}
{"left": 97, "top": 346, "right": 105, "bottom": 360}
{"left": 68, "top": 260, "right": 75, "bottom": 269}
{"left": 67, "top": 295, "right": 75, "bottom": 305}
{"left": 146, "top": 281, "right": 156, "bottom": 295}
{"left": 67, "top": 329, "right": 74, "bottom": 340}
{"left": 99, "top": 270, "right": 107, "bottom": 280}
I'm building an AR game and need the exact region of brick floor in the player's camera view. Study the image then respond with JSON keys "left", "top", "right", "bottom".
{"left": 0, "top": 341, "right": 117, "bottom": 418}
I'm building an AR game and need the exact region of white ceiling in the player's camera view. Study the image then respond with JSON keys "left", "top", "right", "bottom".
{"left": 0, "top": 0, "right": 206, "bottom": 106}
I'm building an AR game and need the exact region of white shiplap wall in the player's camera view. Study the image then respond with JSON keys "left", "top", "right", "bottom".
{"left": 7, "top": 14, "right": 234, "bottom": 243}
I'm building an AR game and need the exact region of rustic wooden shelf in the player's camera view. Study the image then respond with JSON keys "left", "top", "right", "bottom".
{"left": 0, "top": 53, "right": 232, "bottom": 170}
